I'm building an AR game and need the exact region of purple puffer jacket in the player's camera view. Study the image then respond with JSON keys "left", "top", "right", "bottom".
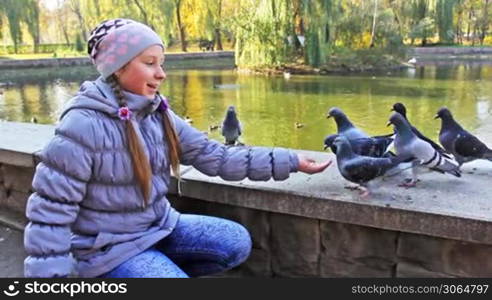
{"left": 24, "top": 77, "right": 299, "bottom": 277}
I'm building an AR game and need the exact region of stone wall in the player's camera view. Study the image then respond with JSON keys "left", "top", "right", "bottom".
{"left": 168, "top": 196, "right": 492, "bottom": 278}
{"left": 0, "top": 164, "right": 33, "bottom": 216}
{"left": 410, "top": 47, "right": 492, "bottom": 55}
{"left": 0, "top": 51, "right": 234, "bottom": 70}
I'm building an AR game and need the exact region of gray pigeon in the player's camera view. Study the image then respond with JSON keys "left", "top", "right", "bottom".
{"left": 391, "top": 102, "right": 451, "bottom": 158}
{"left": 324, "top": 134, "right": 395, "bottom": 158}
{"left": 435, "top": 107, "right": 492, "bottom": 167}
{"left": 327, "top": 107, "right": 369, "bottom": 140}
{"left": 387, "top": 112, "right": 461, "bottom": 187}
{"left": 333, "top": 136, "right": 412, "bottom": 197}
{"left": 221, "top": 105, "right": 242, "bottom": 145}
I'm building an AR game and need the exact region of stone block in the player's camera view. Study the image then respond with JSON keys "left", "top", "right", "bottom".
{"left": 237, "top": 248, "right": 272, "bottom": 277}
{"left": 396, "top": 261, "right": 454, "bottom": 278}
{"left": 170, "top": 196, "right": 270, "bottom": 251}
{"left": 270, "top": 213, "right": 320, "bottom": 277}
{"left": 1, "top": 164, "right": 35, "bottom": 193}
{"left": 397, "top": 233, "right": 492, "bottom": 277}
{"left": 0, "top": 163, "right": 4, "bottom": 184}
{"left": 0, "top": 185, "right": 6, "bottom": 204}
{"left": 320, "top": 256, "right": 393, "bottom": 277}
{"left": 4, "top": 190, "right": 29, "bottom": 215}
{"left": 320, "top": 221, "right": 397, "bottom": 266}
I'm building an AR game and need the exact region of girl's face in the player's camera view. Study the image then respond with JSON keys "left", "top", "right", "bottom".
{"left": 115, "top": 45, "right": 166, "bottom": 99}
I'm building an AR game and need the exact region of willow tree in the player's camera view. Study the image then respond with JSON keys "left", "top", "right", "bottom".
{"left": 234, "top": 0, "right": 294, "bottom": 67}
{"left": 23, "top": 0, "right": 41, "bottom": 53}
{"left": 301, "top": 0, "right": 333, "bottom": 67}
{"left": 189, "top": 0, "right": 227, "bottom": 50}
{"left": 3, "top": 0, "right": 24, "bottom": 53}
{"left": 409, "top": 0, "right": 436, "bottom": 45}
{"left": 69, "top": 0, "right": 89, "bottom": 41}
{"left": 436, "top": 0, "right": 456, "bottom": 44}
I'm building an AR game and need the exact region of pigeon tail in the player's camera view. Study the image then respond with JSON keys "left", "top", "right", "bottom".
{"left": 484, "top": 149, "right": 492, "bottom": 160}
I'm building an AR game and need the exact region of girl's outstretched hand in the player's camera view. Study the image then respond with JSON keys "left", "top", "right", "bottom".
{"left": 297, "top": 155, "right": 333, "bottom": 174}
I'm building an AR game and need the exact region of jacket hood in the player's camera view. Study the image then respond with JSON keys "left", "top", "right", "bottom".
{"left": 60, "top": 76, "right": 161, "bottom": 120}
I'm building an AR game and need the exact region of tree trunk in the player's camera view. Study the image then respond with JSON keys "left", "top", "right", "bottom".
{"left": 133, "top": 0, "right": 152, "bottom": 29}
{"left": 214, "top": 28, "right": 223, "bottom": 50}
{"left": 70, "top": 0, "right": 88, "bottom": 41}
{"left": 175, "top": 0, "right": 187, "bottom": 52}
{"left": 369, "top": 0, "right": 378, "bottom": 48}
{"left": 467, "top": 10, "right": 472, "bottom": 43}
{"left": 480, "top": 0, "right": 490, "bottom": 45}
{"left": 215, "top": 0, "right": 223, "bottom": 50}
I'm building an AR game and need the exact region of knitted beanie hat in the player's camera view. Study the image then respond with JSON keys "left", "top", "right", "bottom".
{"left": 87, "top": 18, "right": 164, "bottom": 79}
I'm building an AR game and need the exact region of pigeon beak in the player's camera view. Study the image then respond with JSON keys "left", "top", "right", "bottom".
{"left": 386, "top": 121, "right": 392, "bottom": 127}
{"left": 390, "top": 108, "right": 395, "bottom": 112}
{"left": 434, "top": 114, "right": 440, "bottom": 119}
{"left": 323, "top": 145, "right": 328, "bottom": 150}
{"left": 326, "top": 114, "right": 332, "bottom": 119}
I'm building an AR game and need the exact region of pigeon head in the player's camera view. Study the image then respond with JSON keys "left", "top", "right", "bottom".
{"left": 225, "top": 105, "right": 237, "bottom": 117}
{"left": 323, "top": 134, "right": 339, "bottom": 150}
{"left": 326, "top": 107, "right": 345, "bottom": 119}
{"left": 391, "top": 103, "right": 407, "bottom": 118}
{"left": 332, "top": 135, "right": 352, "bottom": 152}
{"left": 223, "top": 105, "right": 239, "bottom": 125}
{"left": 387, "top": 112, "right": 409, "bottom": 129}
{"left": 434, "top": 107, "right": 453, "bottom": 120}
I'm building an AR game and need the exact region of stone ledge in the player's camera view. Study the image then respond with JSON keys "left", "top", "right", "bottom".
{"left": 1, "top": 121, "right": 492, "bottom": 246}
{"left": 0, "top": 51, "right": 234, "bottom": 69}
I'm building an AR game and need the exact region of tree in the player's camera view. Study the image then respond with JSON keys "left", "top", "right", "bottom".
{"left": 409, "top": 0, "right": 436, "bottom": 46}
{"left": 3, "top": 0, "right": 24, "bottom": 53}
{"left": 23, "top": 0, "right": 41, "bottom": 53}
{"left": 302, "top": 0, "right": 333, "bottom": 67}
{"left": 233, "top": 0, "right": 295, "bottom": 67}
{"left": 75, "top": 33, "right": 84, "bottom": 51}
{"left": 69, "top": 0, "right": 89, "bottom": 41}
{"left": 173, "top": 0, "right": 188, "bottom": 52}
{"left": 478, "top": 0, "right": 491, "bottom": 45}
{"left": 369, "top": 0, "right": 378, "bottom": 48}
{"left": 436, "top": 0, "right": 456, "bottom": 44}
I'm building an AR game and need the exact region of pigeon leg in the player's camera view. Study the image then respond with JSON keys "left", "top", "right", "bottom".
{"left": 358, "top": 186, "right": 371, "bottom": 198}
{"left": 344, "top": 185, "right": 370, "bottom": 197}
{"left": 398, "top": 179, "right": 417, "bottom": 188}
{"left": 399, "top": 167, "right": 419, "bottom": 188}
{"left": 344, "top": 185, "right": 362, "bottom": 191}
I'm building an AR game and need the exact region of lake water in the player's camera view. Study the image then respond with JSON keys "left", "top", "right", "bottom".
{"left": 0, "top": 61, "right": 491, "bottom": 152}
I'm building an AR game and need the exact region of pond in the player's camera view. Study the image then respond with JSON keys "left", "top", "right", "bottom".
{"left": 0, "top": 60, "right": 491, "bottom": 152}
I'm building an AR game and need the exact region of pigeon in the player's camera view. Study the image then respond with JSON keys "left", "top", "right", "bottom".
{"left": 221, "top": 105, "right": 242, "bottom": 145}
{"left": 391, "top": 102, "right": 451, "bottom": 158}
{"left": 324, "top": 134, "right": 395, "bottom": 158}
{"left": 326, "top": 107, "right": 369, "bottom": 140}
{"left": 435, "top": 107, "right": 492, "bottom": 167}
{"left": 332, "top": 136, "right": 412, "bottom": 197}
{"left": 387, "top": 112, "right": 461, "bottom": 187}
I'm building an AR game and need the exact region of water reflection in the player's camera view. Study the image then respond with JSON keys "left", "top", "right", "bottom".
{"left": 0, "top": 62, "right": 491, "bottom": 152}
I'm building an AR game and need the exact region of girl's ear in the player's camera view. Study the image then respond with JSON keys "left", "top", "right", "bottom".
{"left": 114, "top": 63, "right": 128, "bottom": 78}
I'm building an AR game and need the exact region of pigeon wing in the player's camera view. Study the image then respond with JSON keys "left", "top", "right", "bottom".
{"left": 412, "top": 125, "right": 451, "bottom": 158}
{"left": 453, "top": 131, "right": 490, "bottom": 158}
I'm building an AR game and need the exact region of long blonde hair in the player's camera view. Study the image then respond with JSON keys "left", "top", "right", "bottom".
{"left": 108, "top": 75, "right": 181, "bottom": 206}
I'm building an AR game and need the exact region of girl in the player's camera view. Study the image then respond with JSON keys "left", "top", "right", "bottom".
{"left": 23, "top": 19, "right": 331, "bottom": 278}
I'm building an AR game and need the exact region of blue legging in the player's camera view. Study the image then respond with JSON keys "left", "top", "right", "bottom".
{"left": 99, "top": 214, "right": 252, "bottom": 278}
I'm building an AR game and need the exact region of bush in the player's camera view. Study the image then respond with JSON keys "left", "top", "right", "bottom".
{"left": 75, "top": 35, "right": 84, "bottom": 52}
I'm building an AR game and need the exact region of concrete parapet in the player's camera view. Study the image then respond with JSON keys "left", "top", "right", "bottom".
{"left": 0, "top": 51, "right": 234, "bottom": 70}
